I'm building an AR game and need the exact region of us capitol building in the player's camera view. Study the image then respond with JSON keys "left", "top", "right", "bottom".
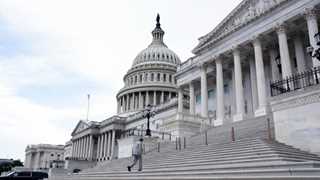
{"left": 26, "top": 0, "right": 320, "bottom": 178}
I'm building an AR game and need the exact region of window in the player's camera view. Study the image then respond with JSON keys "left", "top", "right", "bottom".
{"left": 208, "top": 89, "right": 215, "bottom": 98}
{"left": 196, "top": 95, "right": 201, "bottom": 104}
{"left": 51, "top": 154, "right": 54, "bottom": 157}
{"left": 157, "top": 73, "right": 160, "bottom": 81}
{"left": 169, "top": 75, "right": 172, "bottom": 82}
{"left": 224, "top": 84, "right": 229, "bottom": 94}
{"left": 151, "top": 73, "right": 154, "bottom": 81}
{"left": 163, "top": 74, "right": 167, "bottom": 82}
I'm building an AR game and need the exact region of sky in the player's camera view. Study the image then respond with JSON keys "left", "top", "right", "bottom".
{"left": 0, "top": 0, "right": 242, "bottom": 161}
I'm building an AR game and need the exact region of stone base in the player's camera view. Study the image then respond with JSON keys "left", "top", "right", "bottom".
{"left": 254, "top": 106, "right": 268, "bottom": 117}
{"left": 233, "top": 113, "right": 244, "bottom": 122}
{"left": 214, "top": 118, "right": 223, "bottom": 126}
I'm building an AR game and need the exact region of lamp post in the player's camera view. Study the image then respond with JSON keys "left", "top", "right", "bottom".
{"left": 142, "top": 104, "right": 155, "bottom": 136}
{"left": 275, "top": 55, "right": 282, "bottom": 74}
{"left": 307, "top": 32, "right": 320, "bottom": 61}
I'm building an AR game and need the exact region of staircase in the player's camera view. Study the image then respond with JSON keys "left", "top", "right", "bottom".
{"left": 51, "top": 117, "right": 320, "bottom": 179}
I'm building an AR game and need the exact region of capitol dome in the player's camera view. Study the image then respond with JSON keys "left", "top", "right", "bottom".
{"left": 132, "top": 15, "right": 181, "bottom": 67}
{"left": 116, "top": 14, "right": 180, "bottom": 115}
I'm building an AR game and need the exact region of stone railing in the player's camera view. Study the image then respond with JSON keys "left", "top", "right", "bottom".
{"left": 177, "top": 57, "right": 196, "bottom": 72}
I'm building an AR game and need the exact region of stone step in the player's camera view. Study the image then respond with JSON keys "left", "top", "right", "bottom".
{"left": 66, "top": 167, "right": 320, "bottom": 180}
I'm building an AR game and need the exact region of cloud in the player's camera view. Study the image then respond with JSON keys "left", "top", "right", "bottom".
{"left": 0, "top": 0, "right": 242, "bottom": 161}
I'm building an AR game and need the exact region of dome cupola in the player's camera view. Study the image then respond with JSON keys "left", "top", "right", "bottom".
{"left": 132, "top": 14, "right": 181, "bottom": 67}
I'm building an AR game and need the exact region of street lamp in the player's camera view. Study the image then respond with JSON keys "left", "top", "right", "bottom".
{"left": 142, "top": 104, "right": 156, "bottom": 136}
{"left": 275, "top": 55, "right": 282, "bottom": 74}
{"left": 307, "top": 32, "right": 320, "bottom": 61}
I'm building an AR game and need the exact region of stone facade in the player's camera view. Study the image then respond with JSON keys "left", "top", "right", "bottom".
{"left": 176, "top": 0, "right": 320, "bottom": 155}
{"left": 24, "top": 144, "right": 64, "bottom": 170}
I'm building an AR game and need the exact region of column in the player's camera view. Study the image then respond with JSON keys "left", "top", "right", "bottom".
{"left": 139, "top": 92, "right": 143, "bottom": 109}
{"left": 250, "top": 58, "right": 258, "bottom": 114}
{"left": 253, "top": 37, "right": 268, "bottom": 116}
{"left": 294, "top": 34, "right": 307, "bottom": 72}
{"left": 269, "top": 47, "right": 280, "bottom": 82}
{"left": 305, "top": 8, "right": 320, "bottom": 67}
{"left": 233, "top": 48, "right": 245, "bottom": 121}
{"left": 132, "top": 93, "right": 136, "bottom": 110}
{"left": 107, "top": 131, "right": 112, "bottom": 158}
{"left": 110, "top": 130, "right": 116, "bottom": 159}
{"left": 96, "top": 135, "right": 101, "bottom": 160}
{"left": 83, "top": 136, "right": 87, "bottom": 159}
{"left": 81, "top": 137, "right": 85, "bottom": 158}
{"left": 73, "top": 140, "right": 77, "bottom": 158}
{"left": 276, "top": 25, "right": 292, "bottom": 78}
{"left": 100, "top": 134, "right": 104, "bottom": 159}
{"left": 200, "top": 64, "right": 208, "bottom": 117}
{"left": 88, "top": 135, "right": 93, "bottom": 160}
{"left": 78, "top": 138, "right": 82, "bottom": 158}
{"left": 178, "top": 88, "right": 183, "bottom": 113}
{"left": 189, "top": 82, "right": 195, "bottom": 115}
{"left": 104, "top": 133, "right": 109, "bottom": 159}
{"left": 72, "top": 141, "right": 76, "bottom": 157}
{"left": 146, "top": 91, "right": 150, "bottom": 106}
{"left": 126, "top": 94, "right": 129, "bottom": 111}
{"left": 117, "top": 98, "right": 120, "bottom": 114}
{"left": 153, "top": 91, "right": 157, "bottom": 106}
{"left": 120, "top": 96, "right": 124, "bottom": 113}
{"left": 216, "top": 59, "right": 224, "bottom": 125}
{"left": 75, "top": 140, "right": 79, "bottom": 158}
{"left": 161, "top": 91, "right": 164, "bottom": 104}
{"left": 169, "top": 91, "right": 172, "bottom": 99}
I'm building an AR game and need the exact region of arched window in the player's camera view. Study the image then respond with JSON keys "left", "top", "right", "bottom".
{"left": 140, "top": 74, "right": 143, "bottom": 82}
{"left": 151, "top": 73, "right": 154, "bottom": 81}
{"left": 169, "top": 74, "right": 172, "bottom": 83}
{"left": 163, "top": 74, "right": 166, "bottom": 82}
{"left": 157, "top": 73, "right": 160, "bottom": 81}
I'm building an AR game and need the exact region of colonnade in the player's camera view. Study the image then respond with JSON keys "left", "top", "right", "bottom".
{"left": 177, "top": 8, "right": 319, "bottom": 124}
{"left": 117, "top": 91, "right": 176, "bottom": 113}
{"left": 72, "top": 135, "right": 93, "bottom": 160}
{"left": 126, "top": 71, "right": 175, "bottom": 87}
{"left": 96, "top": 130, "right": 116, "bottom": 161}
{"left": 72, "top": 130, "right": 116, "bottom": 161}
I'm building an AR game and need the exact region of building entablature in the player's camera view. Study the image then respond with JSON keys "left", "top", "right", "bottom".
{"left": 181, "top": 0, "right": 319, "bottom": 73}
{"left": 117, "top": 84, "right": 177, "bottom": 98}
{"left": 71, "top": 128, "right": 100, "bottom": 140}
{"left": 193, "top": 0, "right": 290, "bottom": 55}
{"left": 125, "top": 63, "right": 177, "bottom": 76}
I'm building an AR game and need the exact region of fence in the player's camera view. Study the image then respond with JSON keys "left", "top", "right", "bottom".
{"left": 270, "top": 67, "right": 320, "bottom": 96}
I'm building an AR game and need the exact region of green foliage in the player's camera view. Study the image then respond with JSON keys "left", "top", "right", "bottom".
{"left": 0, "top": 159, "right": 24, "bottom": 174}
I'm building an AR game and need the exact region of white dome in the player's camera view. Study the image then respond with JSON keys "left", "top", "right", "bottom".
{"left": 131, "top": 15, "right": 181, "bottom": 67}
{"left": 132, "top": 44, "right": 181, "bottom": 67}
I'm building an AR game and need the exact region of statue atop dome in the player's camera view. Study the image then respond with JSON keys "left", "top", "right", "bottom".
{"left": 156, "top": 13, "right": 160, "bottom": 28}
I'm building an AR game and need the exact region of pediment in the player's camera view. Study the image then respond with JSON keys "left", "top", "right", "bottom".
{"left": 193, "top": 0, "right": 287, "bottom": 54}
{"left": 71, "top": 120, "right": 89, "bottom": 136}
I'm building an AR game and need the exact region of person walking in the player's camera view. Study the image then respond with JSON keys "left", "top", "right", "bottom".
{"left": 127, "top": 138, "right": 143, "bottom": 172}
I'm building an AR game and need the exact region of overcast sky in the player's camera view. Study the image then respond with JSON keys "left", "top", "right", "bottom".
{"left": 0, "top": 0, "right": 242, "bottom": 161}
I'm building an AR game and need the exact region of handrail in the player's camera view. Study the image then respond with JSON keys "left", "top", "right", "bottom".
{"left": 270, "top": 66, "right": 320, "bottom": 96}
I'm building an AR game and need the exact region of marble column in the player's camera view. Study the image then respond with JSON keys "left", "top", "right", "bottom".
{"left": 73, "top": 140, "right": 77, "bottom": 157}
{"left": 178, "top": 88, "right": 183, "bottom": 113}
{"left": 126, "top": 94, "right": 130, "bottom": 111}
{"left": 305, "top": 8, "right": 320, "bottom": 67}
{"left": 294, "top": 34, "right": 307, "bottom": 72}
{"left": 189, "top": 82, "right": 195, "bottom": 115}
{"left": 276, "top": 25, "right": 292, "bottom": 78}
{"left": 75, "top": 140, "right": 79, "bottom": 158}
{"left": 88, "top": 135, "right": 93, "bottom": 160}
{"left": 104, "top": 133, "right": 108, "bottom": 159}
{"left": 233, "top": 48, "right": 245, "bottom": 121}
{"left": 200, "top": 64, "right": 208, "bottom": 117}
{"left": 117, "top": 99, "right": 120, "bottom": 114}
{"left": 78, "top": 138, "right": 82, "bottom": 158}
{"left": 110, "top": 130, "right": 116, "bottom": 159}
{"left": 269, "top": 47, "right": 280, "bottom": 82}
{"left": 107, "top": 131, "right": 112, "bottom": 158}
{"left": 96, "top": 135, "right": 101, "bottom": 160}
{"left": 84, "top": 136, "right": 88, "bottom": 158}
{"left": 250, "top": 58, "right": 258, "bottom": 114}
{"left": 100, "top": 134, "right": 104, "bottom": 159}
{"left": 146, "top": 91, "right": 150, "bottom": 106}
{"left": 216, "top": 59, "right": 224, "bottom": 125}
{"left": 139, "top": 92, "right": 143, "bottom": 110}
{"left": 153, "top": 91, "right": 157, "bottom": 106}
{"left": 253, "top": 37, "right": 267, "bottom": 116}
{"left": 161, "top": 91, "right": 164, "bottom": 104}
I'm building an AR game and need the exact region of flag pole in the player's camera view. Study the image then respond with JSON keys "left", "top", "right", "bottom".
{"left": 86, "top": 94, "right": 90, "bottom": 122}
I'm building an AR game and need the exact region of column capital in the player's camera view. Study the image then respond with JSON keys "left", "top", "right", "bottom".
{"left": 304, "top": 7, "right": 318, "bottom": 20}
{"left": 274, "top": 23, "right": 287, "bottom": 34}
{"left": 251, "top": 35, "right": 262, "bottom": 47}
